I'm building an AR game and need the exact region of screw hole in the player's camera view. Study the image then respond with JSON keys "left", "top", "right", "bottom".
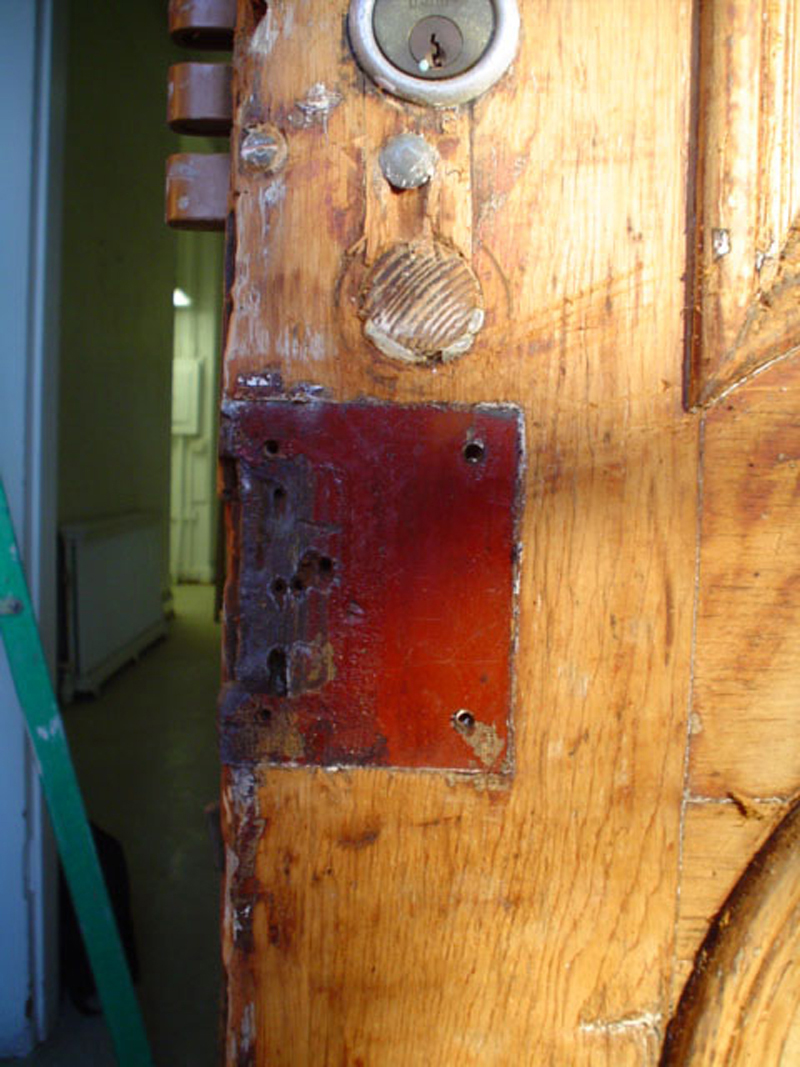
{"left": 463, "top": 440, "right": 485, "bottom": 464}
{"left": 453, "top": 709, "right": 476, "bottom": 731}
{"left": 264, "top": 439, "right": 280, "bottom": 455}
{"left": 273, "top": 486, "right": 286, "bottom": 503}
{"left": 319, "top": 556, "right": 334, "bottom": 576}
{"left": 291, "top": 576, "right": 305, "bottom": 593}
{"left": 272, "top": 577, "right": 287, "bottom": 596}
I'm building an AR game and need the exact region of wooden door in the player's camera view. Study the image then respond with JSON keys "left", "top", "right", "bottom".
{"left": 166, "top": 1, "right": 800, "bottom": 1062}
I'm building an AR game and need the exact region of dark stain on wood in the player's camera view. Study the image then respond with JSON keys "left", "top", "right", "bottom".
{"left": 337, "top": 827, "right": 382, "bottom": 851}
{"left": 264, "top": 889, "right": 297, "bottom": 952}
{"left": 664, "top": 574, "right": 674, "bottom": 662}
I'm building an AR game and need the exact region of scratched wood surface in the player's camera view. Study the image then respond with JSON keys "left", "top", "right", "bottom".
{"left": 217, "top": 2, "right": 800, "bottom": 1064}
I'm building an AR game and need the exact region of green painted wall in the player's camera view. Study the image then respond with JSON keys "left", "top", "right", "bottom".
{"left": 58, "top": 0, "right": 180, "bottom": 592}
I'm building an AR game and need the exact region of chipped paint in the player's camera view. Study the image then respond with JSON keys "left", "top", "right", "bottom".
{"left": 225, "top": 767, "right": 266, "bottom": 952}
{"left": 289, "top": 82, "right": 343, "bottom": 130}
{"left": 291, "top": 636, "right": 336, "bottom": 691}
{"left": 265, "top": 708, "right": 305, "bottom": 761}
{"left": 579, "top": 1011, "right": 662, "bottom": 1036}
{"left": 712, "top": 227, "right": 731, "bottom": 260}
{"left": 239, "top": 1002, "right": 255, "bottom": 1055}
{"left": 231, "top": 373, "right": 330, "bottom": 402}
{"left": 249, "top": 11, "right": 280, "bottom": 56}
{"left": 35, "top": 714, "right": 64, "bottom": 743}
{"left": 238, "top": 373, "right": 280, "bottom": 390}
{"left": 258, "top": 179, "right": 286, "bottom": 210}
{"left": 453, "top": 712, "right": 506, "bottom": 770}
{"left": 755, "top": 236, "right": 777, "bottom": 274}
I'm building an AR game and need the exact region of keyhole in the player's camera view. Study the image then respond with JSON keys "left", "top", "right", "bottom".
{"left": 429, "top": 33, "right": 444, "bottom": 68}
{"left": 408, "top": 16, "right": 464, "bottom": 75}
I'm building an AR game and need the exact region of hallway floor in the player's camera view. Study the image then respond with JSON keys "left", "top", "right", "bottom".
{"left": 4, "top": 584, "right": 222, "bottom": 1066}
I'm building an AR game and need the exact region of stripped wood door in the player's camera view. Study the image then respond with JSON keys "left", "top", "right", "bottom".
{"left": 178, "top": 1, "right": 800, "bottom": 1062}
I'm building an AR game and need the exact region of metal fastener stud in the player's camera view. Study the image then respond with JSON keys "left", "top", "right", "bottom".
{"left": 379, "top": 134, "right": 438, "bottom": 190}
{"left": 240, "top": 124, "right": 288, "bottom": 173}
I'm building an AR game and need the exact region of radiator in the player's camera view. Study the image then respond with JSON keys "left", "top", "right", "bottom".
{"left": 60, "top": 514, "right": 167, "bottom": 700}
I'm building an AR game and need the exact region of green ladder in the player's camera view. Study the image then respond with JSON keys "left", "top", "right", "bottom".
{"left": 0, "top": 479, "right": 154, "bottom": 1066}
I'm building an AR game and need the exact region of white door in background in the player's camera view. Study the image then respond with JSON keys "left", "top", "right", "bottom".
{"left": 170, "top": 228, "right": 224, "bottom": 585}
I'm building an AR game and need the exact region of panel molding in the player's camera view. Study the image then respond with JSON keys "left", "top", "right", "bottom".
{"left": 687, "top": 0, "right": 800, "bottom": 408}
{"left": 663, "top": 797, "right": 800, "bottom": 1065}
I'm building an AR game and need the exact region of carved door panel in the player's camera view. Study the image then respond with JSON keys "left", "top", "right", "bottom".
{"left": 166, "top": 1, "right": 800, "bottom": 1063}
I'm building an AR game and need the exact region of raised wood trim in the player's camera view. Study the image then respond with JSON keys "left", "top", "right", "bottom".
{"left": 671, "top": 799, "right": 789, "bottom": 1009}
{"left": 662, "top": 797, "right": 800, "bottom": 1065}
{"left": 688, "top": 355, "right": 800, "bottom": 800}
{"left": 687, "top": 0, "right": 800, "bottom": 408}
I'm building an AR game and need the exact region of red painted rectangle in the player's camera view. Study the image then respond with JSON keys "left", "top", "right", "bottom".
{"left": 220, "top": 399, "right": 523, "bottom": 774}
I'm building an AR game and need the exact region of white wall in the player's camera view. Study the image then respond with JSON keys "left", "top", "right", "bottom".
{"left": 0, "top": 0, "right": 64, "bottom": 1053}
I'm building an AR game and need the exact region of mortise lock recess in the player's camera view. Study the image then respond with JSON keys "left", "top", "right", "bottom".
{"left": 349, "top": 0, "right": 520, "bottom": 107}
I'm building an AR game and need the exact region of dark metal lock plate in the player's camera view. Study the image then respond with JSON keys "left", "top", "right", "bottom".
{"left": 220, "top": 400, "right": 523, "bottom": 774}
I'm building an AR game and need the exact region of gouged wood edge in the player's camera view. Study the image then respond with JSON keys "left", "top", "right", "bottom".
{"left": 686, "top": 0, "right": 800, "bottom": 410}
{"left": 661, "top": 795, "right": 800, "bottom": 1065}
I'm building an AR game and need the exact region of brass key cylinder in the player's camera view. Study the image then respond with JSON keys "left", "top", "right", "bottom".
{"left": 349, "top": 0, "right": 520, "bottom": 106}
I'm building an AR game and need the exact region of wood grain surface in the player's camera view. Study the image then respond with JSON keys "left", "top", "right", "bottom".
{"left": 690, "top": 358, "right": 800, "bottom": 801}
{"left": 672, "top": 798, "right": 789, "bottom": 1002}
{"left": 216, "top": 2, "right": 800, "bottom": 1064}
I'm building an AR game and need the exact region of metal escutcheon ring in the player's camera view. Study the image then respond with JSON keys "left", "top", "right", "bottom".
{"left": 348, "top": 0, "right": 521, "bottom": 107}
